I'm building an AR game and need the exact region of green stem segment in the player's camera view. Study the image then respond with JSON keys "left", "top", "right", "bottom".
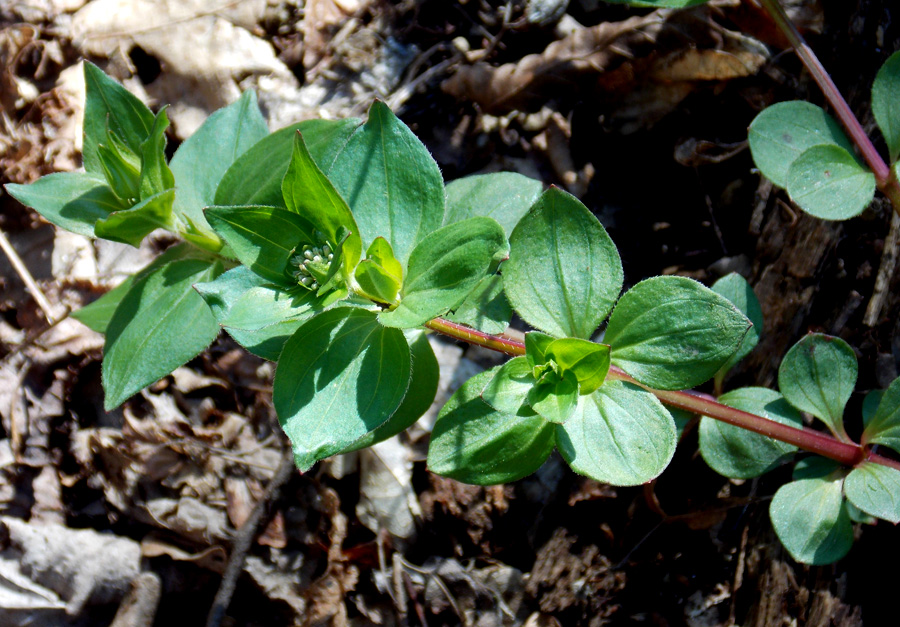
{"left": 426, "top": 317, "right": 900, "bottom": 472}
{"left": 759, "top": 0, "right": 900, "bottom": 217}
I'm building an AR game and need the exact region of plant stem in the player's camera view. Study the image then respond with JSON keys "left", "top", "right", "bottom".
{"left": 425, "top": 317, "right": 900, "bottom": 472}
{"left": 758, "top": 0, "right": 900, "bottom": 217}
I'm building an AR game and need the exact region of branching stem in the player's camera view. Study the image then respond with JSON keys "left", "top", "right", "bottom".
{"left": 758, "top": 0, "right": 900, "bottom": 217}
{"left": 425, "top": 317, "right": 900, "bottom": 473}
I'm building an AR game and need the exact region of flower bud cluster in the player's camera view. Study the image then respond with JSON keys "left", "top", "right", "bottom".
{"left": 289, "top": 243, "right": 334, "bottom": 290}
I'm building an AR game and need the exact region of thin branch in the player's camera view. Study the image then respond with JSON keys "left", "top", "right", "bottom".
{"left": 0, "top": 227, "right": 63, "bottom": 324}
{"left": 425, "top": 317, "right": 900, "bottom": 472}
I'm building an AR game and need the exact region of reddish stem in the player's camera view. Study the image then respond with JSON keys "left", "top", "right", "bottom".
{"left": 426, "top": 317, "right": 900, "bottom": 473}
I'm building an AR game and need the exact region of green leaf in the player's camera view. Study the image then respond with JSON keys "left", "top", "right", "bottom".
{"left": 324, "top": 101, "right": 445, "bottom": 266}
{"left": 481, "top": 356, "right": 535, "bottom": 415}
{"left": 93, "top": 188, "right": 176, "bottom": 247}
{"left": 525, "top": 331, "right": 555, "bottom": 373}
{"left": 504, "top": 187, "right": 623, "bottom": 339}
{"left": 282, "top": 132, "right": 362, "bottom": 277}
{"left": 748, "top": 101, "right": 856, "bottom": 188}
{"left": 82, "top": 61, "right": 156, "bottom": 176}
{"left": 378, "top": 217, "right": 508, "bottom": 328}
{"left": 338, "top": 330, "right": 439, "bottom": 453}
{"left": 169, "top": 90, "right": 269, "bottom": 242}
{"left": 844, "top": 462, "right": 900, "bottom": 524}
{"left": 556, "top": 381, "right": 676, "bottom": 486}
{"left": 862, "top": 376, "right": 900, "bottom": 452}
{"left": 770, "top": 471, "right": 853, "bottom": 565}
{"left": 103, "top": 258, "right": 223, "bottom": 410}
{"left": 699, "top": 387, "right": 801, "bottom": 479}
{"left": 138, "top": 107, "right": 175, "bottom": 201}
{"left": 786, "top": 145, "right": 876, "bottom": 220}
{"left": 214, "top": 118, "right": 358, "bottom": 208}
{"left": 4, "top": 172, "right": 125, "bottom": 237}
{"left": 862, "top": 389, "right": 885, "bottom": 430}
{"left": 711, "top": 273, "right": 762, "bottom": 386}
{"left": 606, "top": 276, "right": 751, "bottom": 390}
{"left": 194, "top": 266, "right": 307, "bottom": 361}
{"left": 872, "top": 50, "right": 900, "bottom": 163}
{"left": 365, "top": 237, "right": 402, "bottom": 282}
{"left": 778, "top": 333, "right": 856, "bottom": 439}
{"left": 445, "top": 274, "right": 512, "bottom": 335}
{"left": 205, "top": 205, "right": 316, "bottom": 287}
{"left": 73, "top": 242, "right": 199, "bottom": 333}
{"left": 544, "top": 338, "right": 611, "bottom": 395}
{"left": 273, "top": 308, "right": 411, "bottom": 471}
{"left": 428, "top": 368, "right": 556, "bottom": 485}
{"left": 222, "top": 285, "right": 337, "bottom": 331}
{"left": 97, "top": 130, "right": 141, "bottom": 201}
{"left": 444, "top": 172, "right": 542, "bottom": 236}
{"left": 528, "top": 369, "right": 579, "bottom": 424}
{"left": 355, "top": 260, "right": 401, "bottom": 304}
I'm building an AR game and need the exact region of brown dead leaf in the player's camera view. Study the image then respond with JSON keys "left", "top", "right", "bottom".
{"left": 301, "top": 0, "right": 372, "bottom": 71}
{"left": 140, "top": 535, "right": 227, "bottom": 573}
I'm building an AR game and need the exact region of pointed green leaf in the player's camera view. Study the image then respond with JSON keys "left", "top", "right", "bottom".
{"left": 444, "top": 172, "right": 542, "bottom": 236}
{"left": 273, "top": 308, "right": 411, "bottom": 471}
{"left": 504, "top": 187, "right": 623, "bottom": 339}
{"left": 428, "top": 368, "right": 556, "bottom": 486}
{"left": 844, "top": 462, "right": 900, "bottom": 524}
{"left": 525, "top": 331, "right": 555, "bottom": 373}
{"left": 137, "top": 107, "right": 175, "bottom": 201}
{"left": 770, "top": 469, "right": 853, "bottom": 565}
{"left": 97, "top": 132, "right": 141, "bottom": 202}
{"left": 93, "top": 188, "right": 176, "bottom": 247}
{"left": 379, "top": 217, "right": 508, "bottom": 328}
{"left": 83, "top": 61, "right": 155, "bottom": 176}
{"left": 282, "top": 132, "right": 362, "bottom": 276}
{"left": 557, "top": 381, "right": 677, "bottom": 486}
{"left": 355, "top": 260, "right": 401, "bottom": 304}
{"left": 778, "top": 333, "right": 856, "bottom": 439}
{"left": 711, "top": 273, "right": 762, "bottom": 386}
{"left": 324, "top": 101, "right": 445, "bottom": 267}
{"left": 365, "top": 237, "right": 402, "bottom": 282}
{"left": 4, "top": 172, "right": 125, "bottom": 237}
{"left": 338, "top": 330, "right": 439, "bottom": 453}
{"left": 103, "top": 258, "right": 223, "bottom": 409}
{"left": 169, "top": 90, "right": 269, "bottom": 241}
{"left": 873, "top": 51, "right": 900, "bottom": 163}
{"left": 481, "top": 356, "right": 535, "bottom": 414}
{"left": 73, "top": 243, "right": 199, "bottom": 333}
{"left": 699, "top": 387, "right": 801, "bottom": 479}
{"left": 786, "top": 145, "right": 875, "bottom": 220}
{"left": 195, "top": 266, "right": 307, "bottom": 361}
{"left": 606, "top": 276, "right": 751, "bottom": 390}
{"left": 445, "top": 274, "right": 512, "bottom": 335}
{"left": 214, "top": 118, "right": 359, "bottom": 207}
{"left": 528, "top": 369, "right": 579, "bottom": 424}
{"left": 544, "top": 338, "right": 610, "bottom": 395}
{"left": 205, "top": 205, "right": 317, "bottom": 286}
{"left": 862, "top": 376, "right": 900, "bottom": 452}
{"left": 748, "top": 101, "right": 856, "bottom": 188}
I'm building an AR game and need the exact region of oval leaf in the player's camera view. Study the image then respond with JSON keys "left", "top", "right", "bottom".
{"left": 273, "top": 308, "right": 411, "bottom": 471}
{"left": 606, "top": 276, "right": 751, "bottom": 390}
{"left": 481, "top": 356, "right": 535, "bottom": 414}
{"left": 778, "top": 333, "right": 856, "bottom": 439}
{"left": 873, "top": 50, "right": 900, "bottom": 162}
{"left": 748, "top": 100, "right": 856, "bottom": 188}
{"left": 324, "top": 101, "right": 445, "bottom": 267}
{"left": 4, "top": 172, "right": 124, "bottom": 237}
{"left": 786, "top": 145, "right": 875, "bottom": 220}
{"left": 770, "top": 473, "right": 853, "bottom": 565}
{"left": 556, "top": 381, "right": 676, "bottom": 486}
{"left": 444, "top": 171, "right": 542, "bottom": 236}
{"left": 862, "top": 376, "right": 900, "bottom": 452}
{"left": 504, "top": 187, "right": 623, "bottom": 339}
{"left": 169, "top": 90, "right": 269, "bottom": 240}
{"left": 711, "top": 272, "right": 762, "bottom": 385}
{"left": 428, "top": 369, "right": 556, "bottom": 486}
{"left": 699, "top": 387, "right": 801, "bottom": 479}
{"left": 103, "top": 258, "right": 222, "bottom": 409}
{"left": 379, "top": 217, "right": 508, "bottom": 328}
{"left": 844, "top": 462, "right": 900, "bottom": 524}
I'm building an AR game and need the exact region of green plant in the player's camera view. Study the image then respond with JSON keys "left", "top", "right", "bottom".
{"left": 5, "top": 54, "right": 900, "bottom": 567}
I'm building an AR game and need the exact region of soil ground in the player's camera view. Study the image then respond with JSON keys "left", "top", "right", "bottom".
{"left": 1, "top": 1, "right": 899, "bottom": 625}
